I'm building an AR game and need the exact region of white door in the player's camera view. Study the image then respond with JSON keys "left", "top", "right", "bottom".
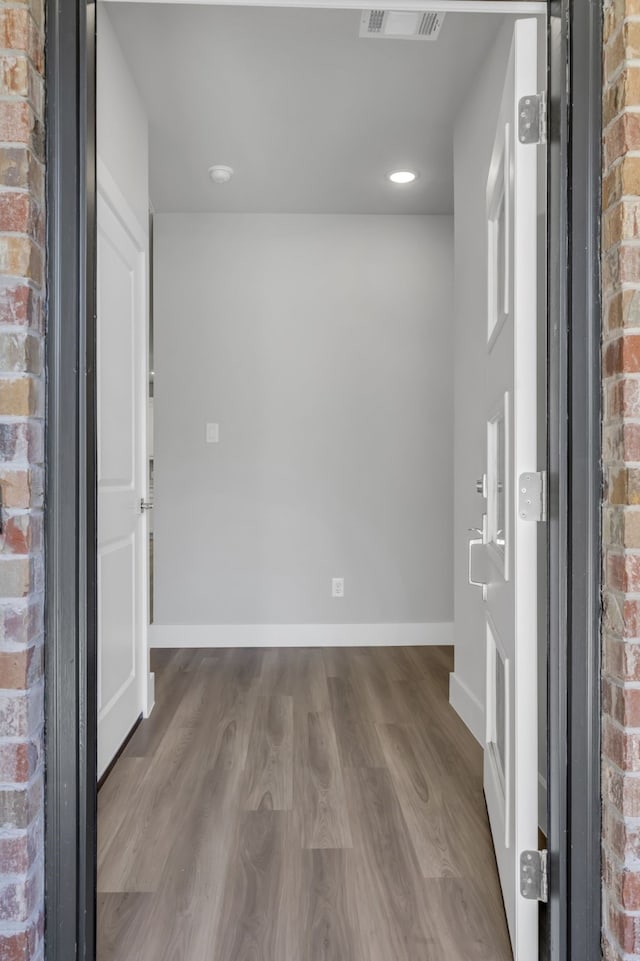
{"left": 470, "top": 18, "right": 542, "bottom": 960}
{"left": 97, "top": 161, "right": 151, "bottom": 779}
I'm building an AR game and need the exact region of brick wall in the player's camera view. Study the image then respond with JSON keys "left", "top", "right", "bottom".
{"left": 0, "top": 0, "right": 45, "bottom": 959}
{"left": 602, "top": 2, "right": 640, "bottom": 959}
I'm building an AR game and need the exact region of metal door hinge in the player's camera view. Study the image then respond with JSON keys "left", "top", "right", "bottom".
{"left": 140, "top": 499, "right": 153, "bottom": 513}
{"left": 520, "top": 849, "right": 548, "bottom": 902}
{"left": 518, "top": 471, "right": 546, "bottom": 523}
{"left": 518, "top": 92, "right": 547, "bottom": 145}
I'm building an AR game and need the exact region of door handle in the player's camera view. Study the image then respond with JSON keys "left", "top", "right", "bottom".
{"left": 468, "top": 526, "right": 488, "bottom": 601}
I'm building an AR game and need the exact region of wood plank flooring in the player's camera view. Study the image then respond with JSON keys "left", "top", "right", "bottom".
{"left": 97, "top": 646, "right": 513, "bottom": 961}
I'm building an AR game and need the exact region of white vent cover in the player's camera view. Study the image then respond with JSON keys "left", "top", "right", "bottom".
{"left": 359, "top": 10, "right": 446, "bottom": 41}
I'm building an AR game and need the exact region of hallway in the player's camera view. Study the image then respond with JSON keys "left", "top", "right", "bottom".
{"left": 97, "top": 646, "right": 512, "bottom": 961}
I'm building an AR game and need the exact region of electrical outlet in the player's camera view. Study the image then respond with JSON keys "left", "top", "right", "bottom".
{"left": 206, "top": 422, "right": 219, "bottom": 444}
{"left": 332, "top": 577, "right": 344, "bottom": 598}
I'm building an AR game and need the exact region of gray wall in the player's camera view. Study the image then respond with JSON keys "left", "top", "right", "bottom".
{"left": 153, "top": 213, "right": 453, "bottom": 627}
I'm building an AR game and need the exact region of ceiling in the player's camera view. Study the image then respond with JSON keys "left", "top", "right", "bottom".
{"left": 106, "top": 4, "right": 511, "bottom": 214}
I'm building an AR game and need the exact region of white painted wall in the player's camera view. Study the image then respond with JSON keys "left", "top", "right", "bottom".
{"left": 97, "top": 3, "right": 149, "bottom": 233}
{"left": 152, "top": 213, "right": 453, "bottom": 641}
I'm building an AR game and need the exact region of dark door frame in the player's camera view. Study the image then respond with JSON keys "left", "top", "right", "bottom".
{"left": 44, "top": 2, "right": 602, "bottom": 959}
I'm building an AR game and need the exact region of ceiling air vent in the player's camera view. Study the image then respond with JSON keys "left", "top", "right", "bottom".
{"left": 359, "top": 10, "right": 446, "bottom": 41}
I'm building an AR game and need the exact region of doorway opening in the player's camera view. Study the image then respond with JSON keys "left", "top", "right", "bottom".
{"left": 94, "top": 2, "right": 548, "bottom": 959}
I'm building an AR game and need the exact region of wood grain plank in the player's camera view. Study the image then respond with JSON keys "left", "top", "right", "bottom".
{"left": 98, "top": 674, "right": 215, "bottom": 891}
{"left": 345, "top": 649, "right": 413, "bottom": 725}
{"left": 243, "top": 695, "right": 294, "bottom": 810}
{"left": 376, "top": 723, "right": 458, "bottom": 878}
{"left": 421, "top": 878, "right": 513, "bottom": 961}
{"left": 293, "top": 850, "right": 363, "bottom": 961}
{"left": 98, "top": 647, "right": 512, "bottom": 960}
{"left": 97, "top": 757, "right": 148, "bottom": 870}
{"left": 149, "top": 716, "right": 246, "bottom": 961}
{"left": 214, "top": 810, "right": 287, "bottom": 961}
{"left": 396, "top": 677, "right": 484, "bottom": 777}
{"left": 297, "top": 711, "right": 352, "bottom": 849}
{"left": 327, "top": 676, "right": 384, "bottom": 768}
{"left": 344, "top": 766, "right": 438, "bottom": 961}
{"left": 96, "top": 893, "right": 153, "bottom": 961}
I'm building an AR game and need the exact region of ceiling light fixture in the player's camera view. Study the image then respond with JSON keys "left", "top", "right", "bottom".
{"left": 209, "top": 164, "right": 234, "bottom": 184}
{"left": 387, "top": 170, "right": 418, "bottom": 185}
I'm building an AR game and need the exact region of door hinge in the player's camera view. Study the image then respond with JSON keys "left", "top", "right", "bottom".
{"left": 518, "top": 92, "right": 547, "bottom": 145}
{"left": 518, "top": 471, "right": 546, "bottom": 523}
{"left": 520, "top": 849, "right": 548, "bottom": 902}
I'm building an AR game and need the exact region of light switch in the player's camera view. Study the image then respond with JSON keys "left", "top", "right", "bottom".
{"left": 206, "top": 423, "right": 219, "bottom": 444}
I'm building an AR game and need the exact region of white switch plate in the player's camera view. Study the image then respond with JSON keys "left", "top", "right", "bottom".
{"left": 332, "top": 577, "right": 344, "bottom": 598}
{"left": 206, "top": 423, "right": 219, "bottom": 444}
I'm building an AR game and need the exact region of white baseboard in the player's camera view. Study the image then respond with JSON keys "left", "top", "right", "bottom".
{"left": 449, "top": 671, "right": 484, "bottom": 745}
{"left": 149, "top": 621, "right": 454, "bottom": 649}
{"left": 144, "top": 671, "right": 155, "bottom": 719}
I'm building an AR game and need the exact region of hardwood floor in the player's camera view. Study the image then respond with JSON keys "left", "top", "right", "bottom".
{"left": 97, "top": 646, "right": 513, "bottom": 961}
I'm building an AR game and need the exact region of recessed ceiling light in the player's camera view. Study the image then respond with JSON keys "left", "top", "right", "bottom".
{"left": 209, "top": 164, "right": 234, "bottom": 184}
{"left": 387, "top": 170, "right": 418, "bottom": 184}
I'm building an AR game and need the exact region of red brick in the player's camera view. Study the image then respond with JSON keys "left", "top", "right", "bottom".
{"left": 0, "top": 780, "right": 42, "bottom": 830}
{"left": 604, "top": 762, "right": 640, "bottom": 816}
{"left": 0, "top": 836, "right": 29, "bottom": 877}
{"left": 0, "top": 284, "right": 43, "bottom": 331}
{"left": 605, "top": 69, "right": 640, "bottom": 128}
{"left": 0, "top": 194, "right": 38, "bottom": 237}
{"left": 0, "top": 687, "right": 41, "bottom": 738}
{"left": 0, "top": 148, "right": 43, "bottom": 198}
{"left": 0, "top": 742, "right": 38, "bottom": 783}
{"left": 602, "top": 635, "right": 640, "bottom": 681}
{"left": 623, "top": 423, "right": 640, "bottom": 461}
{"left": 605, "top": 112, "right": 640, "bottom": 167}
{"left": 0, "top": 103, "right": 41, "bottom": 159}
{"left": 607, "top": 378, "right": 640, "bottom": 420}
{"left": 603, "top": 715, "right": 640, "bottom": 769}
{"left": 0, "top": 377, "right": 41, "bottom": 417}
{"left": 606, "top": 466, "right": 640, "bottom": 504}
{"left": 605, "top": 286, "right": 640, "bottom": 332}
{"left": 0, "top": 9, "right": 43, "bottom": 75}
{"left": 606, "top": 896, "right": 640, "bottom": 953}
{"left": 1, "top": 515, "right": 41, "bottom": 556}
{"left": 0, "top": 424, "right": 43, "bottom": 464}
{"left": 603, "top": 845, "right": 640, "bottom": 910}
{"left": 0, "top": 238, "right": 43, "bottom": 287}
{"left": 605, "top": 20, "right": 640, "bottom": 81}
{"left": 0, "top": 913, "right": 42, "bottom": 961}
{"left": 0, "top": 874, "right": 38, "bottom": 924}
{"left": 0, "top": 601, "right": 42, "bottom": 651}
{"left": 607, "top": 551, "right": 640, "bottom": 591}
{"left": 604, "top": 677, "right": 640, "bottom": 726}
{"left": 605, "top": 198, "right": 640, "bottom": 247}
{"left": 0, "top": 646, "right": 41, "bottom": 690}
{"left": 0, "top": 470, "right": 43, "bottom": 510}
